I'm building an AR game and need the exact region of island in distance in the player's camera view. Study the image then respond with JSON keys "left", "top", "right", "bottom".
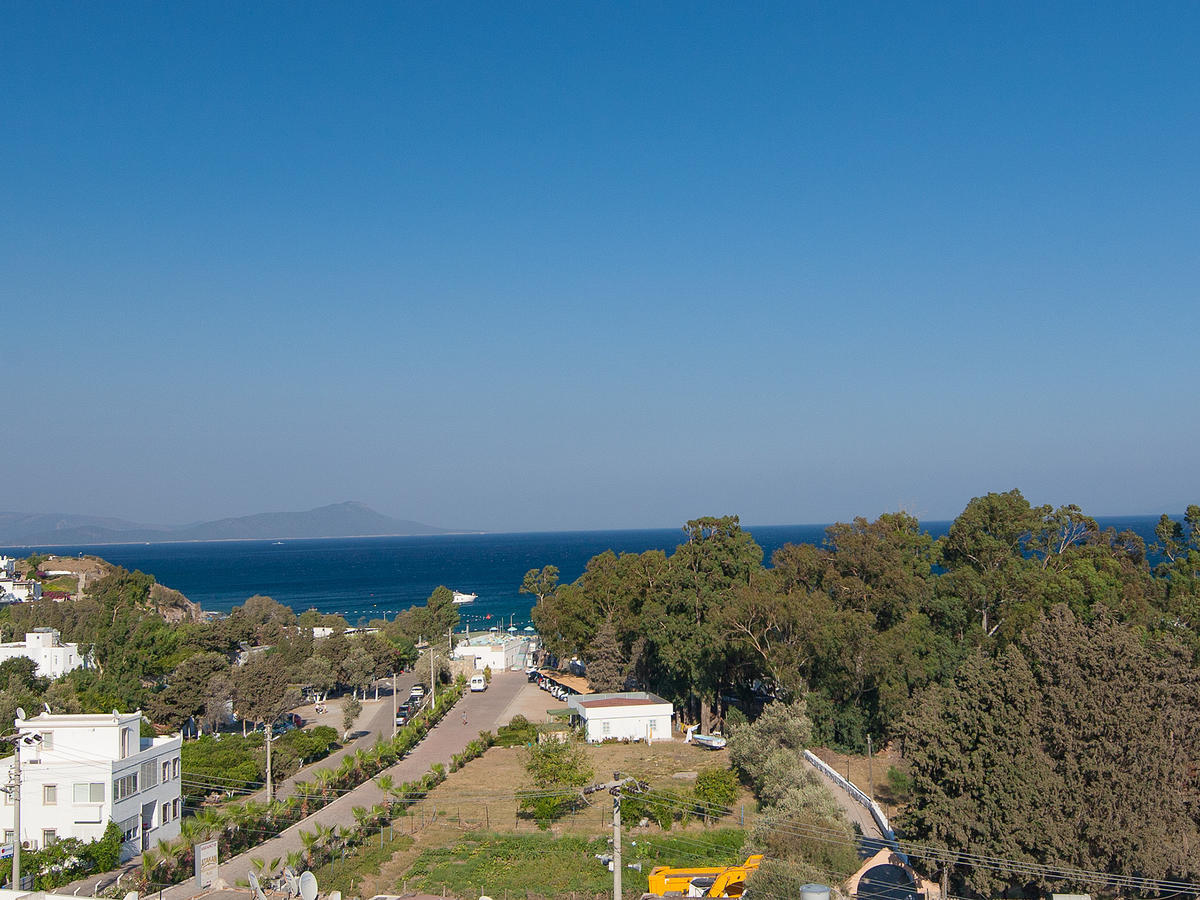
{"left": 0, "top": 501, "right": 455, "bottom": 546}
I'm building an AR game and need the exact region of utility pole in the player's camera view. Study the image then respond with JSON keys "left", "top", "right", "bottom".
{"left": 392, "top": 672, "right": 398, "bottom": 738}
{"left": 3, "top": 727, "right": 40, "bottom": 891}
{"left": 582, "top": 773, "right": 647, "bottom": 900}
{"left": 11, "top": 737, "right": 21, "bottom": 890}
{"left": 612, "top": 782, "right": 622, "bottom": 900}
{"left": 265, "top": 730, "right": 274, "bottom": 803}
{"left": 430, "top": 648, "right": 436, "bottom": 710}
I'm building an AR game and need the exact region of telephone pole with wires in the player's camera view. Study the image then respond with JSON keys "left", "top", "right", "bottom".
{"left": 583, "top": 773, "right": 648, "bottom": 900}
{"left": 1, "top": 720, "right": 43, "bottom": 891}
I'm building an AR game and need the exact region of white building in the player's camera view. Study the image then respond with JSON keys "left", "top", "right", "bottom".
{"left": 0, "top": 630, "right": 83, "bottom": 679}
{"left": 0, "top": 558, "right": 14, "bottom": 578}
{"left": 452, "top": 634, "right": 526, "bottom": 671}
{"left": 567, "top": 692, "right": 674, "bottom": 743}
{"left": 0, "top": 578, "right": 41, "bottom": 604}
{"left": 0, "top": 711, "right": 182, "bottom": 861}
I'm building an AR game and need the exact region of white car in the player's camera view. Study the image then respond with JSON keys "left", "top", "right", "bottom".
{"left": 470, "top": 674, "right": 487, "bottom": 692}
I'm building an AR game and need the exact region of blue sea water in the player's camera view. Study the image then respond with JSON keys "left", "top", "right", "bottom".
{"left": 1, "top": 517, "right": 1165, "bottom": 628}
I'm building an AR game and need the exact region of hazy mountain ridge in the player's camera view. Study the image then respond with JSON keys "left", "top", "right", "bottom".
{"left": 0, "top": 502, "right": 451, "bottom": 546}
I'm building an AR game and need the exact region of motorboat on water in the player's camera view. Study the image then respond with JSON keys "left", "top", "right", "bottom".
{"left": 452, "top": 590, "right": 477, "bottom": 604}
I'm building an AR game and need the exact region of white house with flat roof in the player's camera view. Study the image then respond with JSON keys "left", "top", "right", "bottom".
{"left": 567, "top": 692, "right": 674, "bottom": 743}
{"left": 0, "top": 630, "right": 83, "bottom": 679}
{"left": 453, "top": 634, "right": 527, "bottom": 671}
{"left": 0, "top": 711, "right": 181, "bottom": 860}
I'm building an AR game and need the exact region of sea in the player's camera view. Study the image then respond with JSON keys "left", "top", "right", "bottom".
{"left": 1, "top": 516, "right": 1167, "bottom": 629}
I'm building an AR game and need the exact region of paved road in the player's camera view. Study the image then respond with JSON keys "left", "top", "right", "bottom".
{"left": 804, "top": 760, "right": 884, "bottom": 844}
{"left": 159, "top": 671, "right": 527, "bottom": 900}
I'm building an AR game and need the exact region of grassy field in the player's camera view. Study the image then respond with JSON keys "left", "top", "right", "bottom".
{"left": 308, "top": 828, "right": 415, "bottom": 896}
{"left": 346, "top": 737, "right": 757, "bottom": 899}
{"left": 403, "top": 828, "right": 746, "bottom": 900}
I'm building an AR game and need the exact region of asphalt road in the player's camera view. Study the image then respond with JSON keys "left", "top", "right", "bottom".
{"left": 157, "top": 671, "right": 527, "bottom": 900}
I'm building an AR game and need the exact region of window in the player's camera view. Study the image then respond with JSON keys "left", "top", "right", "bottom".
{"left": 140, "top": 760, "right": 159, "bottom": 788}
{"left": 43, "top": 784, "right": 57, "bottom": 805}
{"left": 41, "top": 829, "right": 56, "bottom": 847}
{"left": 73, "top": 782, "right": 104, "bottom": 804}
{"left": 119, "top": 727, "right": 132, "bottom": 760}
{"left": 172, "top": 799, "right": 180, "bottom": 820}
{"left": 162, "top": 761, "right": 170, "bottom": 783}
{"left": 113, "top": 773, "right": 138, "bottom": 801}
{"left": 161, "top": 802, "right": 170, "bottom": 824}
{"left": 118, "top": 816, "right": 138, "bottom": 842}
{"left": 601, "top": 720, "right": 611, "bottom": 735}
{"left": 172, "top": 758, "right": 179, "bottom": 779}
{"left": 39, "top": 732, "right": 53, "bottom": 751}
{"left": 3, "top": 830, "right": 12, "bottom": 844}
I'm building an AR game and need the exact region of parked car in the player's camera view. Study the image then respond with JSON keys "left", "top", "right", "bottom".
{"left": 284, "top": 712, "right": 305, "bottom": 728}
{"left": 409, "top": 683, "right": 426, "bottom": 698}
{"left": 470, "top": 674, "right": 487, "bottom": 692}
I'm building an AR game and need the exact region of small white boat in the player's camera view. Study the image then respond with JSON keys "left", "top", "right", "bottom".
{"left": 685, "top": 725, "right": 727, "bottom": 750}
{"left": 452, "top": 591, "right": 477, "bottom": 604}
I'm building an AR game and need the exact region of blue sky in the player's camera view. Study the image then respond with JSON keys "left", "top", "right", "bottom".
{"left": 2, "top": 3, "right": 1197, "bottom": 532}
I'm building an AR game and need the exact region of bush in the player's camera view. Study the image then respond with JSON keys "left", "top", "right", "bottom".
{"left": 495, "top": 714, "right": 538, "bottom": 747}
{"left": 518, "top": 738, "right": 593, "bottom": 826}
{"left": 694, "top": 767, "right": 739, "bottom": 817}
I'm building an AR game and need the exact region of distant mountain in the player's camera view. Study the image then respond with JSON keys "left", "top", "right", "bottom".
{"left": 0, "top": 502, "right": 452, "bottom": 546}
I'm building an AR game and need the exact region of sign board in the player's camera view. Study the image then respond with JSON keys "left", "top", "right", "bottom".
{"left": 0, "top": 845, "right": 11, "bottom": 859}
{"left": 195, "top": 838, "right": 219, "bottom": 888}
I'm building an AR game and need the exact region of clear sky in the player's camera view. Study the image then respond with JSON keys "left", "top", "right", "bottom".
{"left": 2, "top": 3, "right": 1197, "bottom": 532}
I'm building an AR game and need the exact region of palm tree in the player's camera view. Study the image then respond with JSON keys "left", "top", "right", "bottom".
{"left": 299, "top": 829, "right": 318, "bottom": 866}
{"left": 295, "top": 781, "right": 315, "bottom": 817}
{"left": 285, "top": 849, "right": 304, "bottom": 873}
{"left": 376, "top": 774, "right": 396, "bottom": 815}
{"left": 315, "top": 767, "right": 336, "bottom": 803}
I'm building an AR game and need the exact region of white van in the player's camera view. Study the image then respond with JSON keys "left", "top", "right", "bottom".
{"left": 470, "top": 674, "right": 487, "bottom": 692}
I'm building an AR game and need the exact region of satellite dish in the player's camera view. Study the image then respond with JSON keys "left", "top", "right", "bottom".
{"left": 43, "top": 703, "right": 51, "bottom": 714}
{"left": 328, "top": 892, "right": 342, "bottom": 900}
{"left": 300, "top": 870, "right": 318, "bottom": 900}
{"left": 248, "top": 872, "right": 260, "bottom": 890}
{"left": 283, "top": 868, "right": 299, "bottom": 896}
{"left": 15, "top": 708, "right": 25, "bottom": 721}
{"left": 124, "top": 892, "right": 139, "bottom": 900}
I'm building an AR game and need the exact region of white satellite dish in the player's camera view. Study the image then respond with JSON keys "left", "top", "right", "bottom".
{"left": 248, "top": 871, "right": 266, "bottom": 900}
{"left": 14, "top": 708, "right": 25, "bottom": 721}
{"left": 123, "top": 891, "right": 139, "bottom": 900}
{"left": 329, "top": 892, "right": 342, "bottom": 900}
{"left": 283, "top": 868, "right": 299, "bottom": 896}
{"left": 300, "top": 870, "right": 318, "bottom": 900}
{"left": 43, "top": 703, "right": 51, "bottom": 714}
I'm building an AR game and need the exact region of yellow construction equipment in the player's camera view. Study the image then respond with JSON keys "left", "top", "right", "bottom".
{"left": 644, "top": 854, "right": 764, "bottom": 897}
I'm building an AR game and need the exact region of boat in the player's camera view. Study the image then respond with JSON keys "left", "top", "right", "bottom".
{"left": 684, "top": 725, "right": 727, "bottom": 750}
{"left": 452, "top": 591, "right": 477, "bottom": 604}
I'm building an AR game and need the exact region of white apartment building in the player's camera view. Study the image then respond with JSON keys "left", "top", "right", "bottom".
{"left": 0, "top": 630, "right": 83, "bottom": 679}
{"left": 0, "top": 558, "right": 14, "bottom": 578}
{"left": 0, "top": 712, "right": 182, "bottom": 861}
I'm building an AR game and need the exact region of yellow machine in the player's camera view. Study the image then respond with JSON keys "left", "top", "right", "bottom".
{"left": 644, "top": 854, "right": 764, "bottom": 897}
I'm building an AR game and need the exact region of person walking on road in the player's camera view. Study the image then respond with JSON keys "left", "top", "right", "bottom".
{"left": 462, "top": 710, "right": 468, "bottom": 727}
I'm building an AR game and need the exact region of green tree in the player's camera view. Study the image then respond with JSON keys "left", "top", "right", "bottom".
{"left": 584, "top": 615, "right": 626, "bottom": 692}
{"left": 232, "top": 655, "right": 298, "bottom": 731}
{"left": 342, "top": 697, "right": 362, "bottom": 736}
{"left": 518, "top": 738, "right": 593, "bottom": 826}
